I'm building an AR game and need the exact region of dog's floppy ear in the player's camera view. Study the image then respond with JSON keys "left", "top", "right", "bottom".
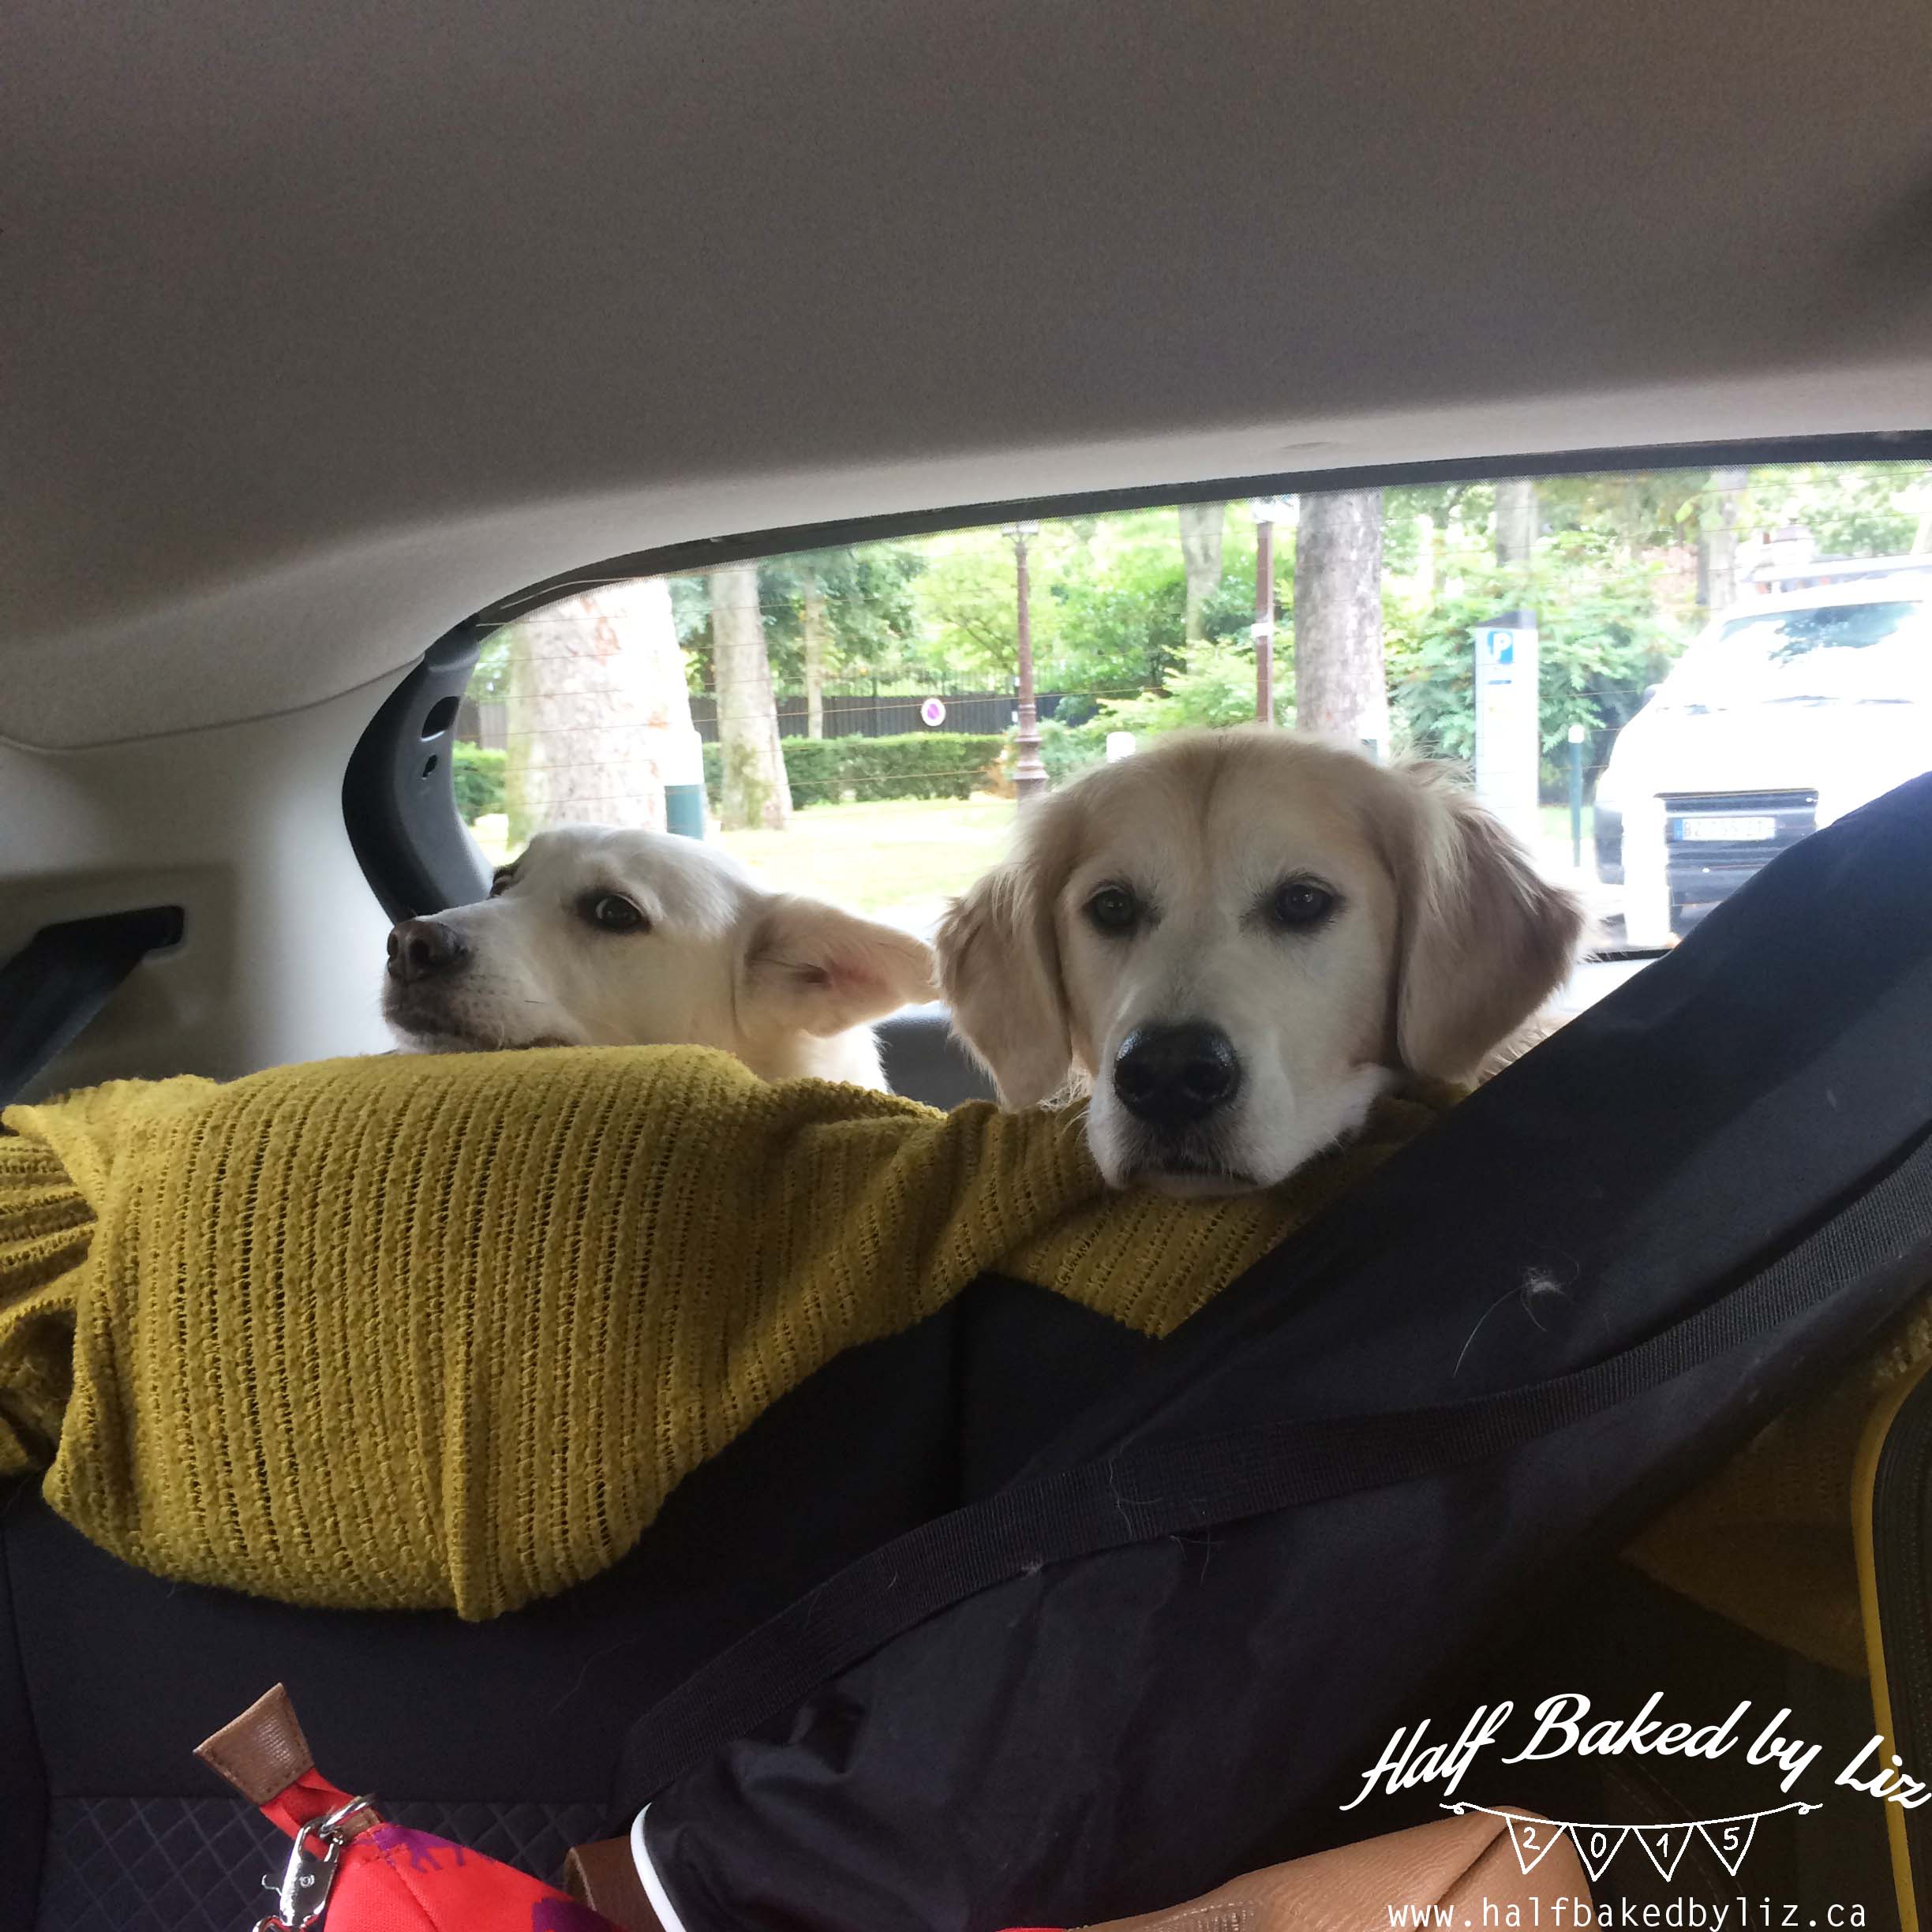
{"left": 742, "top": 896, "right": 936, "bottom": 1037}
{"left": 934, "top": 857, "right": 1073, "bottom": 1109}
{"left": 1389, "top": 764, "right": 1584, "bottom": 1080}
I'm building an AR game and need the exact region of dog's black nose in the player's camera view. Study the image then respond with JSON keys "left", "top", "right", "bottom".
{"left": 387, "top": 919, "right": 468, "bottom": 984}
{"left": 1113, "top": 1022, "right": 1242, "bottom": 1127}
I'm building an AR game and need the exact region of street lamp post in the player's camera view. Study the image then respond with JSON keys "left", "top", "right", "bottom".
{"left": 1251, "top": 499, "right": 1279, "bottom": 724}
{"left": 1005, "top": 521, "right": 1047, "bottom": 801}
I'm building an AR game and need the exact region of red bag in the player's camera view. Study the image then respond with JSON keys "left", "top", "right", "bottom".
{"left": 197, "top": 1685, "right": 623, "bottom": 1932}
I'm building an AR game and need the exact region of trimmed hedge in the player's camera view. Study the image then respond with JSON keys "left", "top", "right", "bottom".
{"left": 702, "top": 732, "right": 1004, "bottom": 811}
{"left": 453, "top": 743, "right": 506, "bottom": 822}
{"left": 466, "top": 732, "right": 1004, "bottom": 824}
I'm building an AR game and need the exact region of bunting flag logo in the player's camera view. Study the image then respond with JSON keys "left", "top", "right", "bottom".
{"left": 1631, "top": 1821, "right": 1693, "bottom": 1882}
{"left": 1568, "top": 1825, "right": 1630, "bottom": 1882}
{"left": 1444, "top": 1802, "right": 1817, "bottom": 1879}
{"left": 1694, "top": 1814, "right": 1760, "bottom": 1878}
{"left": 1500, "top": 1814, "right": 1563, "bottom": 1873}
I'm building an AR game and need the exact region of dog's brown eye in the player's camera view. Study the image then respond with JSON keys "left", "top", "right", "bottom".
{"left": 1270, "top": 880, "right": 1337, "bottom": 930}
{"left": 1086, "top": 885, "right": 1140, "bottom": 934}
{"left": 582, "top": 893, "right": 649, "bottom": 934}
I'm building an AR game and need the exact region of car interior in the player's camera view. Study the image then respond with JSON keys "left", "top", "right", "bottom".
{"left": 6, "top": 3, "right": 1932, "bottom": 1930}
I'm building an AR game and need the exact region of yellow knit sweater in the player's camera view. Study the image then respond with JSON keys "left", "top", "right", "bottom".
{"left": 0, "top": 1047, "right": 1455, "bottom": 1619}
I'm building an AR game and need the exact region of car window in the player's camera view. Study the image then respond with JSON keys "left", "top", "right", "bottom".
{"left": 455, "top": 459, "right": 1932, "bottom": 990}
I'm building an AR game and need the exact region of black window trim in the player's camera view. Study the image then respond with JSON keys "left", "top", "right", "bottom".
{"left": 344, "top": 428, "right": 1932, "bottom": 925}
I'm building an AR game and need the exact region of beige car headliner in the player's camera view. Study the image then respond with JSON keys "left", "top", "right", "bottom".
{"left": 6, "top": 0, "right": 1931, "bottom": 749}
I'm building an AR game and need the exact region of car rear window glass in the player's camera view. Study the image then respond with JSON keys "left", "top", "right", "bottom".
{"left": 452, "top": 459, "right": 1932, "bottom": 985}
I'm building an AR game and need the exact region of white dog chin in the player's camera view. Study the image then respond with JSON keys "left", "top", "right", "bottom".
{"left": 1088, "top": 1061, "right": 1398, "bottom": 1196}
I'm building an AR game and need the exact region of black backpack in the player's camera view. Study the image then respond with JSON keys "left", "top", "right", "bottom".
{"left": 616, "top": 772, "right": 1932, "bottom": 1932}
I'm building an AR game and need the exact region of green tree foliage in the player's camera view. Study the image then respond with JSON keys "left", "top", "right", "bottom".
{"left": 916, "top": 511, "right": 1264, "bottom": 698}
{"left": 451, "top": 743, "right": 506, "bottom": 822}
{"left": 1731, "top": 465, "right": 1923, "bottom": 557}
{"left": 674, "top": 545, "right": 927, "bottom": 690}
{"left": 1095, "top": 640, "right": 1285, "bottom": 736}
{"left": 1385, "top": 522, "right": 1686, "bottom": 791}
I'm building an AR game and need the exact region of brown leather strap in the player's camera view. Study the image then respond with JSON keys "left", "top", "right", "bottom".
{"left": 194, "top": 1683, "right": 380, "bottom": 1839}
{"left": 564, "top": 1836, "right": 664, "bottom": 1932}
{"left": 1080, "top": 1808, "right": 1587, "bottom": 1932}
{"left": 195, "top": 1683, "right": 316, "bottom": 1806}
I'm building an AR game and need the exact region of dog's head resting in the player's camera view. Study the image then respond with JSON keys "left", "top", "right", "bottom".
{"left": 935, "top": 728, "right": 1582, "bottom": 1193}
{"left": 382, "top": 823, "right": 934, "bottom": 1088}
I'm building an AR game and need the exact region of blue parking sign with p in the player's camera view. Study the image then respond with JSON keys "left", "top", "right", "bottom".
{"left": 1484, "top": 628, "right": 1515, "bottom": 665}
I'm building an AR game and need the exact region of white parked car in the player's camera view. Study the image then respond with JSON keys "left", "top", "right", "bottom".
{"left": 1598, "top": 578, "right": 1932, "bottom": 947}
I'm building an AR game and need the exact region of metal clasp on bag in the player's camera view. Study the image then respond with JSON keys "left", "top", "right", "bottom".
{"left": 253, "top": 1795, "right": 376, "bottom": 1932}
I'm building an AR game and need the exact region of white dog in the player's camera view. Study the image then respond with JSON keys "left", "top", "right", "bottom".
{"left": 382, "top": 823, "right": 935, "bottom": 1088}
{"left": 935, "top": 728, "right": 1582, "bottom": 1194}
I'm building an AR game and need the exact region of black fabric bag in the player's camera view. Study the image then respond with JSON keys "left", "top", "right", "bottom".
{"left": 618, "top": 773, "right": 1932, "bottom": 1932}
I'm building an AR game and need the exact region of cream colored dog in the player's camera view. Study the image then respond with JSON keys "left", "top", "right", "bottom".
{"left": 383, "top": 823, "right": 934, "bottom": 1089}
{"left": 936, "top": 728, "right": 1582, "bottom": 1193}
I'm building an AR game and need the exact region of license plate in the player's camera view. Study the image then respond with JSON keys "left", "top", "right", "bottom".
{"left": 1676, "top": 814, "right": 1776, "bottom": 842}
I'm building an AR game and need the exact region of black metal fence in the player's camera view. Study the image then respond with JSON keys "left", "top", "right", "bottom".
{"left": 688, "top": 688, "right": 1076, "bottom": 743}
{"left": 461, "top": 690, "right": 1079, "bottom": 750}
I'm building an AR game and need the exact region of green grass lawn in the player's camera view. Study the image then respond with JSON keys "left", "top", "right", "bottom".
{"left": 720, "top": 795, "right": 1017, "bottom": 923}
{"left": 470, "top": 792, "right": 1594, "bottom": 935}
{"left": 1540, "top": 801, "right": 1595, "bottom": 856}
{"left": 741, "top": 799, "right": 1590, "bottom": 915}
{"left": 470, "top": 795, "right": 1020, "bottom": 930}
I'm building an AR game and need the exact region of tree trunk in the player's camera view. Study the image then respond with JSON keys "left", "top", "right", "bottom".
{"left": 1479, "top": 478, "right": 1542, "bottom": 844}
{"left": 1698, "top": 466, "right": 1747, "bottom": 614}
{"left": 1291, "top": 489, "right": 1389, "bottom": 757}
{"left": 1178, "top": 502, "right": 1226, "bottom": 642}
{"left": 1495, "top": 477, "right": 1537, "bottom": 615}
{"left": 711, "top": 563, "right": 792, "bottom": 830}
{"left": 503, "top": 576, "right": 693, "bottom": 847}
{"left": 1410, "top": 511, "right": 1436, "bottom": 605}
{"left": 800, "top": 567, "right": 830, "bottom": 739}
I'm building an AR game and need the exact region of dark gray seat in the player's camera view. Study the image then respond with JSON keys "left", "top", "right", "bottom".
{"left": 876, "top": 1005, "right": 999, "bottom": 1110}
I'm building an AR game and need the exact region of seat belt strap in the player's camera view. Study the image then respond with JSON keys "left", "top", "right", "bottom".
{"left": 0, "top": 907, "right": 183, "bottom": 1109}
